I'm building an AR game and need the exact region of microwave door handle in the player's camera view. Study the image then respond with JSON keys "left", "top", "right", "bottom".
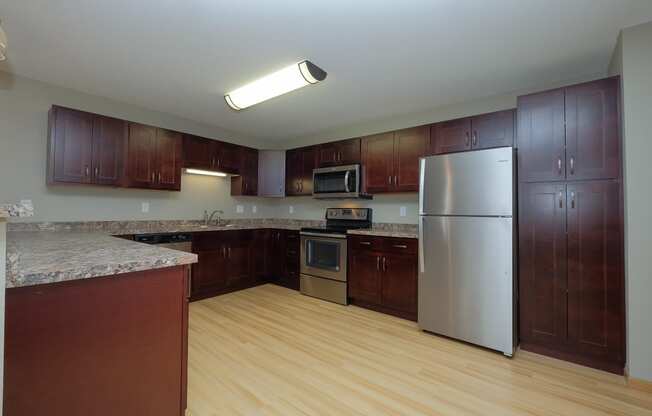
{"left": 344, "top": 170, "right": 350, "bottom": 193}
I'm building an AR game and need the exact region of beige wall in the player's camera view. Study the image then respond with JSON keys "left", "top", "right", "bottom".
{"left": 609, "top": 21, "right": 652, "bottom": 382}
{"left": 0, "top": 71, "right": 278, "bottom": 222}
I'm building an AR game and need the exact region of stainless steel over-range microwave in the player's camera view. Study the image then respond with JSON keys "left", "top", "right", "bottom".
{"left": 312, "top": 164, "right": 363, "bottom": 199}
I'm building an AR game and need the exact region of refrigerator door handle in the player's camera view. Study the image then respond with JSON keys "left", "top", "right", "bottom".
{"left": 418, "top": 158, "right": 425, "bottom": 215}
{"left": 418, "top": 215, "right": 425, "bottom": 273}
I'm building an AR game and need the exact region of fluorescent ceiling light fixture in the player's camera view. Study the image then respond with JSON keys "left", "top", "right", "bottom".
{"left": 185, "top": 168, "right": 227, "bottom": 177}
{"left": 0, "top": 20, "right": 7, "bottom": 62}
{"left": 225, "top": 60, "right": 327, "bottom": 110}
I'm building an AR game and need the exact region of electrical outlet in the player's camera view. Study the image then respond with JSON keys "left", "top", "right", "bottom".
{"left": 141, "top": 202, "right": 150, "bottom": 213}
{"left": 289, "top": 205, "right": 294, "bottom": 214}
{"left": 400, "top": 206, "right": 407, "bottom": 217}
{"left": 236, "top": 205, "right": 244, "bottom": 214}
{"left": 252, "top": 205, "right": 257, "bottom": 214}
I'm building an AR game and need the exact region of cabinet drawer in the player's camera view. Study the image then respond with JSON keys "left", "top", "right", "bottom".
{"left": 382, "top": 237, "right": 417, "bottom": 254}
{"left": 349, "top": 235, "right": 384, "bottom": 252}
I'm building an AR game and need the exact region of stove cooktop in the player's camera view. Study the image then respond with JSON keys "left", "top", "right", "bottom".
{"left": 300, "top": 225, "right": 369, "bottom": 235}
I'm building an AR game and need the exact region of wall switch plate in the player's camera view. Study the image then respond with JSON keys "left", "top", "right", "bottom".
{"left": 252, "top": 205, "right": 257, "bottom": 214}
{"left": 289, "top": 206, "right": 294, "bottom": 214}
{"left": 141, "top": 202, "right": 150, "bottom": 213}
{"left": 400, "top": 206, "right": 407, "bottom": 217}
{"left": 236, "top": 205, "right": 244, "bottom": 214}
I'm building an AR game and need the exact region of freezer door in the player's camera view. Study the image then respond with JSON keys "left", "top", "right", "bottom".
{"left": 419, "top": 147, "right": 513, "bottom": 216}
{"left": 418, "top": 215, "right": 514, "bottom": 355}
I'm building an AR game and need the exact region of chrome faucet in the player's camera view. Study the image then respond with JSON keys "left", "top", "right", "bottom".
{"left": 203, "top": 209, "right": 224, "bottom": 226}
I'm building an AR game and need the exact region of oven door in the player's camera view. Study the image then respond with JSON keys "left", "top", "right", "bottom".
{"left": 313, "top": 165, "right": 359, "bottom": 199}
{"left": 300, "top": 233, "right": 348, "bottom": 282}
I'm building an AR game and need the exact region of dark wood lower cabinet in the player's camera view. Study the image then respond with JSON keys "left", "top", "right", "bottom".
{"left": 348, "top": 236, "right": 418, "bottom": 321}
{"left": 4, "top": 266, "right": 189, "bottom": 416}
{"left": 269, "top": 229, "right": 300, "bottom": 290}
{"left": 519, "top": 180, "right": 625, "bottom": 374}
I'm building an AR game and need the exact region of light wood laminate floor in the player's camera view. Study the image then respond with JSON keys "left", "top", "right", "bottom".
{"left": 187, "top": 284, "right": 652, "bottom": 416}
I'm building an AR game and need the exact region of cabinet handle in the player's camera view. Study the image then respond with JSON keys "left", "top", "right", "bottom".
{"left": 359, "top": 241, "right": 372, "bottom": 245}
{"left": 211, "top": 157, "right": 215, "bottom": 168}
{"left": 376, "top": 256, "right": 381, "bottom": 271}
{"left": 158, "top": 172, "right": 162, "bottom": 183}
{"left": 570, "top": 191, "right": 575, "bottom": 209}
{"left": 228, "top": 247, "right": 231, "bottom": 258}
{"left": 85, "top": 166, "right": 90, "bottom": 177}
{"left": 382, "top": 256, "right": 387, "bottom": 272}
{"left": 151, "top": 171, "right": 156, "bottom": 183}
{"left": 559, "top": 191, "right": 563, "bottom": 209}
{"left": 465, "top": 132, "right": 470, "bottom": 147}
{"left": 388, "top": 176, "right": 392, "bottom": 185}
{"left": 473, "top": 131, "right": 478, "bottom": 147}
{"left": 569, "top": 156, "right": 575, "bottom": 175}
{"left": 558, "top": 158, "right": 562, "bottom": 175}
{"left": 393, "top": 244, "right": 408, "bottom": 249}
{"left": 394, "top": 175, "right": 398, "bottom": 186}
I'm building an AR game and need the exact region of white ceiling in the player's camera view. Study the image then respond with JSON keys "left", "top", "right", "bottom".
{"left": 1, "top": 0, "right": 651, "bottom": 142}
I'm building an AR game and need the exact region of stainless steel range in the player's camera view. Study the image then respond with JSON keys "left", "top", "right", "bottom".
{"left": 300, "top": 208, "right": 372, "bottom": 305}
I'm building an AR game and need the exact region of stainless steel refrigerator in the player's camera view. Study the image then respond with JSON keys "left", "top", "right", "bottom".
{"left": 418, "top": 147, "right": 515, "bottom": 356}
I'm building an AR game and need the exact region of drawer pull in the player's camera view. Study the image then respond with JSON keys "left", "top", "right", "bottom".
{"left": 359, "top": 241, "right": 372, "bottom": 245}
{"left": 392, "top": 244, "right": 408, "bottom": 249}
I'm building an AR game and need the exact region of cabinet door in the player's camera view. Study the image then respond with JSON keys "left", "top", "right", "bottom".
{"left": 126, "top": 123, "right": 157, "bottom": 188}
{"left": 337, "top": 138, "right": 361, "bottom": 165}
{"left": 226, "top": 237, "right": 253, "bottom": 287}
{"left": 519, "top": 182, "right": 568, "bottom": 348}
{"left": 471, "top": 110, "right": 515, "bottom": 150}
{"left": 566, "top": 181, "right": 624, "bottom": 364}
{"left": 517, "top": 89, "right": 566, "bottom": 182}
{"left": 268, "top": 230, "right": 286, "bottom": 278}
{"left": 348, "top": 250, "right": 382, "bottom": 304}
{"left": 361, "top": 132, "right": 395, "bottom": 193}
{"left": 430, "top": 118, "right": 471, "bottom": 154}
{"left": 252, "top": 230, "right": 268, "bottom": 282}
{"left": 381, "top": 252, "right": 417, "bottom": 317}
{"left": 299, "top": 146, "right": 316, "bottom": 195}
{"left": 231, "top": 148, "right": 258, "bottom": 196}
{"left": 393, "top": 127, "right": 428, "bottom": 192}
{"left": 316, "top": 142, "right": 339, "bottom": 167}
{"left": 285, "top": 149, "right": 301, "bottom": 196}
{"left": 193, "top": 248, "right": 227, "bottom": 291}
{"left": 565, "top": 78, "right": 621, "bottom": 181}
{"left": 48, "top": 106, "right": 94, "bottom": 184}
{"left": 155, "top": 129, "right": 183, "bottom": 191}
{"left": 216, "top": 142, "right": 241, "bottom": 174}
{"left": 91, "top": 115, "right": 126, "bottom": 186}
{"left": 183, "top": 135, "right": 212, "bottom": 170}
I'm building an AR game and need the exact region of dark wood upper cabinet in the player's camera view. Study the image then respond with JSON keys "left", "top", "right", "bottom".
{"left": 48, "top": 106, "right": 126, "bottom": 187}
{"left": 566, "top": 180, "right": 624, "bottom": 365}
{"left": 362, "top": 128, "right": 427, "bottom": 193}
{"left": 48, "top": 106, "right": 94, "bottom": 184}
{"left": 471, "top": 110, "right": 515, "bottom": 150}
{"left": 216, "top": 142, "right": 241, "bottom": 174}
{"left": 285, "top": 146, "right": 315, "bottom": 196}
{"left": 125, "top": 123, "right": 157, "bottom": 188}
{"left": 565, "top": 78, "right": 621, "bottom": 181}
{"left": 393, "top": 126, "right": 428, "bottom": 192}
{"left": 154, "top": 129, "right": 183, "bottom": 191}
{"left": 183, "top": 134, "right": 213, "bottom": 170}
{"left": 361, "top": 132, "right": 395, "bottom": 193}
{"left": 231, "top": 147, "right": 258, "bottom": 196}
{"left": 517, "top": 89, "right": 567, "bottom": 182}
{"left": 430, "top": 118, "right": 472, "bottom": 154}
{"left": 125, "top": 124, "right": 182, "bottom": 191}
{"left": 92, "top": 115, "right": 126, "bottom": 186}
{"left": 519, "top": 182, "right": 568, "bottom": 349}
{"left": 317, "top": 138, "right": 361, "bottom": 167}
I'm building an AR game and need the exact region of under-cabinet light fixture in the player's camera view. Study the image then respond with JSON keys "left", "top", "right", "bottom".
{"left": 185, "top": 169, "right": 228, "bottom": 177}
{"left": 224, "top": 60, "right": 327, "bottom": 110}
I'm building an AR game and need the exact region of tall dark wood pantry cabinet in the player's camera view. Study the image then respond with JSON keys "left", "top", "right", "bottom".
{"left": 517, "top": 76, "right": 625, "bottom": 374}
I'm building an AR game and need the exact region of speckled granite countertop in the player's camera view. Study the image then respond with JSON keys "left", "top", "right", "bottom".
{"left": 6, "top": 232, "right": 197, "bottom": 289}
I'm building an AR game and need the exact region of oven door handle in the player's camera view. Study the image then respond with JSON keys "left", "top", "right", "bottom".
{"left": 300, "top": 232, "right": 348, "bottom": 239}
{"left": 344, "top": 170, "right": 350, "bottom": 193}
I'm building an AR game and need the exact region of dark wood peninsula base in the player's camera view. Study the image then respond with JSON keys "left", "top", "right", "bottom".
{"left": 3, "top": 265, "right": 190, "bottom": 416}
